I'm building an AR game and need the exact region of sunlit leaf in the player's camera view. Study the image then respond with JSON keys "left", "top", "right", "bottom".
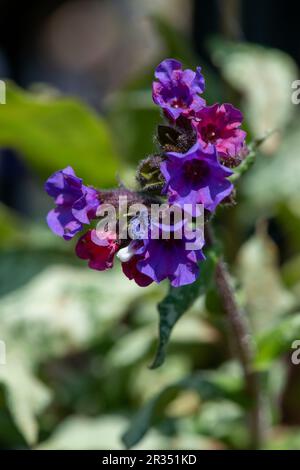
{"left": 255, "top": 313, "right": 300, "bottom": 369}
{"left": 236, "top": 225, "right": 295, "bottom": 331}
{"left": 243, "top": 121, "right": 300, "bottom": 213}
{"left": 37, "top": 414, "right": 172, "bottom": 450}
{"left": 196, "top": 401, "right": 247, "bottom": 449}
{"left": 37, "top": 415, "right": 127, "bottom": 450}
{"left": 0, "top": 264, "right": 149, "bottom": 363}
{"left": 0, "top": 82, "right": 119, "bottom": 187}
{"left": 265, "top": 427, "right": 300, "bottom": 450}
{"left": 122, "top": 368, "right": 242, "bottom": 449}
{"left": 209, "top": 38, "right": 297, "bottom": 147}
{"left": 0, "top": 352, "right": 51, "bottom": 445}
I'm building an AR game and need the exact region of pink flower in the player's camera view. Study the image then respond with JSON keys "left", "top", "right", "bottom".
{"left": 192, "top": 104, "right": 246, "bottom": 160}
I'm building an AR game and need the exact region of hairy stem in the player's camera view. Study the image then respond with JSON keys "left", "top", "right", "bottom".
{"left": 206, "top": 225, "right": 264, "bottom": 449}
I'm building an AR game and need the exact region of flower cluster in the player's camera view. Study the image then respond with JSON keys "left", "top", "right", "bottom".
{"left": 45, "top": 58, "right": 247, "bottom": 288}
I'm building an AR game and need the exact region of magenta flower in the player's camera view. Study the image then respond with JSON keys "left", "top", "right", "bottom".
{"left": 75, "top": 229, "right": 119, "bottom": 271}
{"left": 45, "top": 166, "right": 99, "bottom": 240}
{"left": 161, "top": 142, "right": 233, "bottom": 212}
{"left": 152, "top": 58, "right": 205, "bottom": 120}
{"left": 192, "top": 103, "right": 247, "bottom": 159}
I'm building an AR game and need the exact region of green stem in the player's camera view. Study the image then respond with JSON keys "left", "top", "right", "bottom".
{"left": 229, "top": 129, "right": 277, "bottom": 182}
{"left": 206, "top": 225, "right": 265, "bottom": 449}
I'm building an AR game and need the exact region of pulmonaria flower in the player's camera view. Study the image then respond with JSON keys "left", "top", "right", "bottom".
{"left": 122, "top": 256, "right": 154, "bottom": 287}
{"left": 118, "top": 221, "right": 205, "bottom": 287}
{"left": 138, "top": 224, "right": 205, "bottom": 288}
{"left": 152, "top": 58, "right": 205, "bottom": 120}
{"left": 44, "top": 58, "right": 248, "bottom": 290}
{"left": 161, "top": 142, "right": 233, "bottom": 213}
{"left": 117, "top": 242, "right": 153, "bottom": 287}
{"left": 45, "top": 166, "right": 99, "bottom": 240}
{"left": 192, "top": 104, "right": 247, "bottom": 161}
{"left": 75, "top": 229, "right": 119, "bottom": 271}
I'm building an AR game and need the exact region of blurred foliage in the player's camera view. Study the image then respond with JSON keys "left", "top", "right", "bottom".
{"left": 236, "top": 226, "right": 295, "bottom": 331}
{"left": 0, "top": 83, "right": 119, "bottom": 187}
{"left": 208, "top": 39, "right": 297, "bottom": 144}
{"left": 0, "top": 17, "right": 300, "bottom": 451}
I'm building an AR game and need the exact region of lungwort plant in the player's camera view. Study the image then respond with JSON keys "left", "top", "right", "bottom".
{"left": 44, "top": 58, "right": 272, "bottom": 449}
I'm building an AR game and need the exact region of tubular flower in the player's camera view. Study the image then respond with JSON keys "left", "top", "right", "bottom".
{"left": 45, "top": 58, "right": 248, "bottom": 288}
{"left": 161, "top": 142, "right": 233, "bottom": 213}
{"left": 192, "top": 103, "right": 247, "bottom": 161}
{"left": 119, "top": 221, "right": 205, "bottom": 288}
{"left": 121, "top": 255, "right": 153, "bottom": 287}
{"left": 152, "top": 58, "right": 205, "bottom": 120}
{"left": 45, "top": 166, "right": 99, "bottom": 240}
{"left": 75, "top": 229, "right": 119, "bottom": 271}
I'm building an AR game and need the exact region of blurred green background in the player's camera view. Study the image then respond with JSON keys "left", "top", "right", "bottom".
{"left": 0, "top": 0, "right": 300, "bottom": 450}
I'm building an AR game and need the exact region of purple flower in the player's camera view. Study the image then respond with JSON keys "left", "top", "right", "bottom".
{"left": 192, "top": 104, "right": 247, "bottom": 160}
{"left": 45, "top": 166, "right": 99, "bottom": 240}
{"left": 119, "top": 220, "right": 205, "bottom": 287}
{"left": 137, "top": 221, "right": 205, "bottom": 287}
{"left": 160, "top": 142, "right": 233, "bottom": 212}
{"left": 152, "top": 58, "right": 205, "bottom": 120}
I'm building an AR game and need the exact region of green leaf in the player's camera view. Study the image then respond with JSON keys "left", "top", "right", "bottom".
{"left": 0, "top": 82, "right": 119, "bottom": 187}
{"left": 254, "top": 313, "right": 300, "bottom": 370}
{"left": 0, "top": 353, "right": 51, "bottom": 445}
{"left": 282, "top": 254, "right": 300, "bottom": 288}
{"left": 0, "top": 263, "right": 151, "bottom": 364}
{"left": 37, "top": 415, "right": 128, "bottom": 450}
{"left": 150, "top": 249, "right": 218, "bottom": 369}
{"left": 236, "top": 226, "right": 295, "bottom": 332}
{"left": 264, "top": 428, "right": 300, "bottom": 450}
{"left": 122, "top": 368, "right": 241, "bottom": 449}
{"left": 106, "top": 326, "right": 154, "bottom": 368}
{"left": 0, "top": 203, "right": 30, "bottom": 249}
{"left": 0, "top": 245, "right": 74, "bottom": 297}
{"left": 196, "top": 401, "right": 247, "bottom": 448}
{"left": 37, "top": 414, "right": 171, "bottom": 450}
{"left": 243, "top": 120, "right": 300, "bottom": 212}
